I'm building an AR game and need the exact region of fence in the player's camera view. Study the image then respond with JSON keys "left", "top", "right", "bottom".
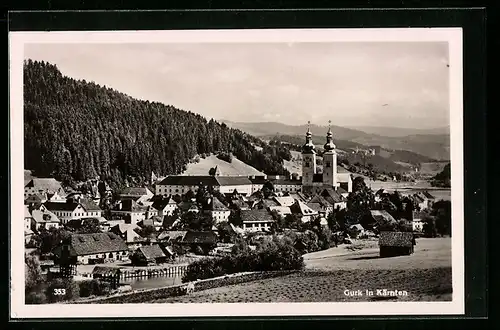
{"left": 119, "top": 265, "right": 187, "bottom": 280}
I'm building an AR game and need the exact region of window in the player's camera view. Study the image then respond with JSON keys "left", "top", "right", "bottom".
{"left": 305, "top": 162, "right": 310, "bottom": 167}
{"left": 326, "top": 161, "right": 331, "bottom": 168}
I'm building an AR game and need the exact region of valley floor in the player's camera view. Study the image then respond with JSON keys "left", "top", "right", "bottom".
{"left": 149, "top": 238, "right": 452, "bottom": 303}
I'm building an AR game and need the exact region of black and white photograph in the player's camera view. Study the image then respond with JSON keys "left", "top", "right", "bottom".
{"left": 9, "top": 28, "right": 464, "bottom": 318}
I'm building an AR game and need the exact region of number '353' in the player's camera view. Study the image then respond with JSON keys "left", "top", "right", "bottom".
{"left": 53, "top": 289, "right": 66, "bottom": 295}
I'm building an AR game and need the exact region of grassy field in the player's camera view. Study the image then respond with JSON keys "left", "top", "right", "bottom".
{"left": 182, "top": 154, "right": 265, "bottom": 176}
{"left": 150, "top": 238, "right": 452, "bottom": 303}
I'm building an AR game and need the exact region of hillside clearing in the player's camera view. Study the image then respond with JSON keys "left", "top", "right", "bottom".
{"left": 182, "top": 154, "right": 265, "bottom": 177}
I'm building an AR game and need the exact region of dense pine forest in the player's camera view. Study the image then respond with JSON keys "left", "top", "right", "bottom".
{"left": 24, "top": 60, "right": 290, "bottom": 189}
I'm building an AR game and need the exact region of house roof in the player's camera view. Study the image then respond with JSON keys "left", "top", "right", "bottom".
{"left": 24, "top": 205, "right": 32, "bottom": 218}
{"left": 208, "top": 197, "right": 229, "bottom": 211}
{"left": 118, "top": 187, "right": 153, "bottom": 197}
{"left": 121, "top": 199, "right": 148, "bottom": 212}
{"left": 350, "top": 224, "right": 365, "bottom": 231}
{"left": 157, "top": 230, "right": 187, "bottom": 241}
{"left": 269, "top": 206, "right": 292, "bottom": 215}
{"left": 31, "top": 209, "right": 60, "bottom": 224}
{"left": 215, "top": 176, "right": 252, "bottom": 186}
{"left": 178, "top": 201, "right": 199, "bottom": 212}
{"left": 412, "top": 210, "right": 428, "bottom": 221}
{"left": 290, "top": 200, "right": 318, "bottom": 216}
{"left": 256, "top": 198, "right": 280, "bottom": 209}
{"left": 336, "top": 186, "right": 348, "bottom": 195}
{"left": 306, "top": 202, "right": 324, "bottom": 213}
{"left": 230, "top": 199, "right": 249, "bottom": 210}
{"left": 56, "top": 232, "right": 128, "bottom": 257}
{"left": 25, "top": 178, "right": 65, "bottom": 194}
{"left": 44, "top": 201, "right": 81, "bottom": 212}
{"left": 152, "top": 197, "right": 177, "bottom": 211}
{"left": 288, "top": 192, "right": 309, "bottom": 203}
{"left": 379, "top": 231, "right": 414, "bottom": 247}
{"left": 320, "top": 188, "right": 345, "bottom": 204}
{"left": 240, "top": 209, "right": 275, "bottom": 223}
{"left": 272, "top": 178, "right": 302, "bottom": 185}
{"left": 370, "top": 210, "right": 397, "bottom": 224}
{"left": 80, "top": 198, "right": 102, "bottom": 211}
{"left": 182, "top": 231, "right": 217, "bottom": 244}
{"left": 138, "top": 245, "right": 167, "bottom": 260}
{"left": 92, "top": 266, "right": 121, "bottom": 276}
{"left": 421, "top": 191, "right": 435, "bottom": 199}
{"left": 161, "top": 215, "right": 178, "bottom": 229}
{"left": 110, "top": 223, "right": 140, "bottom": 235}
{"left": 308, "top": 195, "right": 331, "bottom": 207}
{"left": 158, "top": 176, "right": 220, "bottom": 187}
{"left": 412, "top": 194, "right": 425, "bottom": 203}
{"left": 274, "top": 196, "right": 296, "bottom": 207}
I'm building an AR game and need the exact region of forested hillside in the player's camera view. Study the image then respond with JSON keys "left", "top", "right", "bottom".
{"left": 24, "top": 60, "right": 289, "bottom": 189}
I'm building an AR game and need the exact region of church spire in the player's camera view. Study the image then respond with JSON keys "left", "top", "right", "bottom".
{"left": 302, "top": 121, "right": 315, "bottom": 153}
{"left": 324, "top": 120, "right": 336, "bottom": 151}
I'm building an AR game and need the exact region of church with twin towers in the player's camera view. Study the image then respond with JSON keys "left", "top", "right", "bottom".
{"left": 301, "top": 121, "right": 353, "bottom": 195}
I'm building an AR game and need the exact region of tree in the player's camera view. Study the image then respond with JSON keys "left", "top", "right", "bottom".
{"left": 75, "top": 218, "right": 102, "bottom": 234}
{"left": 216, "top": 222, "right": 236, "bottom": 243}
{"left": 228, "top": 210, "right": 242, "bottom": 227}
{"left": 262, "top": 181, "right": 275, "bottom": 198}
{"left": 39, "top": 227, "right": 71, "bottom": 254}
{"left": 178, "top": 212, "right": 214, "bottom": 231}
{"left": 136, "top": 225, "right": 156, "bottom": 238}
{"left": 25, "top": 254, "right": 44, "bottom": 293}
{"left": 432, "top": 200, "right": 452, "bottom": 236}
{"left": 422, "top": 215, "right": 438, "bottom": 237}
{"left": 346, "top": 177, "right": 375, "bottom": 225}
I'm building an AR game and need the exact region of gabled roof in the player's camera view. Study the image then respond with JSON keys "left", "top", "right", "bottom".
{"left": 158, "top": 176, "right": 220, "bottom": 187}
{"left": 306, "top": 202, "right": 324, "bottom": 213}
{"left": 350, "top": 224, "right": 365, "bottom": 231}
{"left": 336, "top": 186, "right": 348, "bottom": 195}
{"left": 240, "top": 209, "right": 275, "bottom": 223}
{"left": 290, "top": 200, "right": 318, "bottom": 216}
{"left": 379, "top": 231, "right": 413, "bottom": 247}
{"left": 370, "top": 210, "right": 397, "bottom": 224}
{"left": 268, "top": 206, "right": 292, "bottom": 215}
{"left": 138, "top": 245, "right": 167, "bottom": 260}
{"left": 273, "top": 196, "right": 295, "bottom": 207}
{"left": 152, "top": 197, "right": 177, "bottom": 211}
{"left": 182, "top": 231, "right": 217, "bottom": 244}
{"left": 55, "top": 232, "right": 128, "bottom": 257}
{"left": 215, "top": 176, "right": 252, "bottom": 186}
{"left": 209, "top": 197, "right": 229, "bottom": 211}
{"left": 92, "top": 266, "right": 121, "bottom": 276}
{"left": 288, "top": 192, "right": 309, "bottom": 203}
{"left": 109, "top": 223, "right": 140, "bottom": 235}
{"left": 24, "top": 178, "right": 65, "bottom": 194}
{"left": 80, "top": 198, "right": 102, "bottom": 212}
{"left": 412, "top": 194, "right": 425, "bottom": 203}
{"left": 157, "top": 230, "right": 187, "bottom": 241}
{"left": 308, "top": 195, "right": 331, "bottom": 207}
{"left": 31, "top": 209, "right": 60, "bottom": 224}
{"left": 320, "top": 188, "right": 345, "bottom": 204}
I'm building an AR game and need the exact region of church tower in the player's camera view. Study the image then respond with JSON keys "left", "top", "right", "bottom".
{"left": 322, "top": 121, "right": 337, "bottom": 189}
{"left": 302, "top": 122, "right": 317, "bottom": 187}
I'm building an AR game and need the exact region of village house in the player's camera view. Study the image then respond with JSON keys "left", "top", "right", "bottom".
{"left": 240, "top": 209, "right": 275, "bottom": 232}
{"left": 414, "top": 191, "right": 435, "bottom": 210}
{"left": 203, "top": 196, "right": 231, "bottom": 223}
{"left": 289, "top": 200, "right": 319, "bottom": 223}
{"left": 44, "top": 198, "right": 102, "bottom": 224}
{"left": 271, "top": 176, "right": 303, "bottom": 193}
{"left": 24, "top": 178, "right": 66, "bottom": 200}
{"left": 30, "top": 208, "right": 61, "bottom": 231}
{"left": 108, "top": 223, "right": 144, "bottom": 250}
{"left": 378, "top": 231, "right": 415, "bottom": 257}
{"left": 117, "top": 187, "right": 154, "bottom": 205}
{"left": 319, "top": 188, "right": 347, "bottom": 211}
{"left": 52, "top": 232, "right": 129, "bottom": 265}
{"left": 273, "top": 196, "right": 296, "bottom": 207}
{"left": 411, "top": 210, "right": 427, "bottom": 232}
{"left": 131, "top": 244, "right": 172, "bottom": 266}
{"left": 110, "top": 199, "right": 148, "bottom": 225}
{"left": 179, "top": 231, "right": 218, "bottom": 254}
{"left": 152, "top": 197, "right": 178, "bottom": 217}
{"left": 157, "top": 230, "right": 187, "bottom": 244}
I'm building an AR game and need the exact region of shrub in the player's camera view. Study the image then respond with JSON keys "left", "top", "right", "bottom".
{"left": 182, "top": 236, "right": 304, "bottom": 282}
{"left": 45, "top": 278, "right": 80, "bottom": 303}
{"left": 79, "top": 279, "right": 112, "bottom": 298}
{"left": 26, "top": 291, "right": 47, "bottom": 304}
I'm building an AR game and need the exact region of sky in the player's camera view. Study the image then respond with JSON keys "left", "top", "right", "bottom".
{"left": 24, "top": 42, "right": 450, "bottom": 129}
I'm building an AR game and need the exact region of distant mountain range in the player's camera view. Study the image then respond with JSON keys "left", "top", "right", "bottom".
{"left": 344, "top": 125, "right": 450, "bottom": 137}
{"left": 221, "top": 120, "right": 450, "bottom": 161}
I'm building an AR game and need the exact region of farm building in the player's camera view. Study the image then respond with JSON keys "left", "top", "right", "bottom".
{"left": 240, "top": 209, "right": 275, "bottom": 232}
{"left": 180, "top": 231, "right": 218, "bottom": 253}
{"left": 378, "top": 231, "right": 415, "bottom": 257}
{"left": 131, "top": 245, "right": 172, "bottom": 266}
{"left": 52, "top": 232, "right": 129, "bottom": 265}
{"left": 91, "top": 266, "right": 121, "bottom": 289}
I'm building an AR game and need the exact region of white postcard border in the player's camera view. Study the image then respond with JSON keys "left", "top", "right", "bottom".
{"left": 9, "top": 27, "right": 464, "bottom": 318}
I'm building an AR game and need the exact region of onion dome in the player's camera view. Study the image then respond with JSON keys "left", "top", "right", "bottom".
{"left": 302, "top": 124, "right": 316, "bottom": 153}
{"left": 324, "top": 121, "right": 336, "bottom": 151}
